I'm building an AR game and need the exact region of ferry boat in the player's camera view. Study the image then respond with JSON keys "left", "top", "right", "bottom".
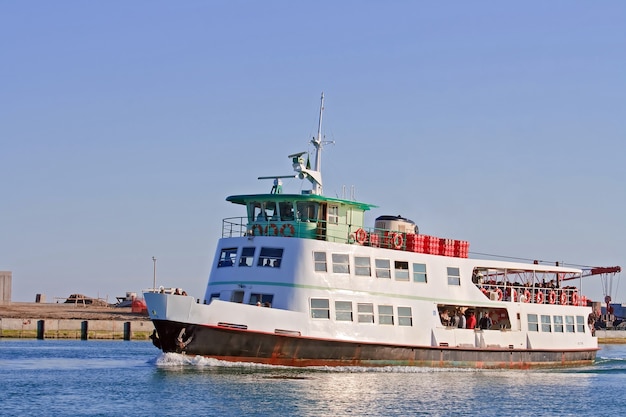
{"left": 145, "top": 94, "right": 620, "bottom": 369}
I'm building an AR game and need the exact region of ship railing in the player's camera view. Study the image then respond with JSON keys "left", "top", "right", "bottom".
{"left": 348, "top": 227, "right": 470, "bottom": 258}
{"left": 221, "top": 218, "right": 469, "bottom": 258}
{"left": 479, "top": 283, "right": 586, "bottom": 306}
{"left": 222, "top": 217, "right": 333, "bottom": 239}
{"left": 222, "top": 217, "right": 249, "bottom": 238}
{"left": 222, "top": 217, "right": 405, "bottom": 244}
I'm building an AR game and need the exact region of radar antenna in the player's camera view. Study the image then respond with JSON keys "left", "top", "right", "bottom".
{"left": 258, "top": 93, "right": 332, "bottom": 195}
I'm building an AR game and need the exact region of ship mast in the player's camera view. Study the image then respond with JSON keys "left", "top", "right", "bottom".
{"left": 259, "top": 93, "right": 330, "bottom": 195}
{"left": 311, "top": 92, "right": 329, "bottom": 195}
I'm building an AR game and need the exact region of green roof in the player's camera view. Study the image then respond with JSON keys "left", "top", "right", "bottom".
{"left": 226, "top": 193, "right": 377, "bottom": 211}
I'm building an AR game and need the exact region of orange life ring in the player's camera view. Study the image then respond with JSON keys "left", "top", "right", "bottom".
{"left": 391, "top": 232, "right": 404, "bottom": 249}
{"left": 560, "top": 292, "right": 567, "bottom": 305}
{"left": 536, "top": 291, "right": 544, "bottom": 304}
{"left": 354, "top": 228, "right": 367, "bottom": 245}
{"left": 481, "top": 288, "right": 489, "bottom": 297}
{"left": 264, "top": 223, "right": 279, "bottom": 236}
{"left": 280, "top": 223, "right": 295, "bottom": 237}
{"left": 572, "top": 292, "right": 579, "bottom": 306}
{"left": 253, "top": 224, "right": 264, "bottom": 236}
{"left": 548, "top": 291, "right": 556, "bottom": 304}
{"left": 524, "top": 290, "right": 531, "bottom": 303}
{"left": 495, "top": 288, "right": 503, "bottom": 301}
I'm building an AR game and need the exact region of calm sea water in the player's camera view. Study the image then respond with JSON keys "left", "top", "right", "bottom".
{"left": 0, "top": 340, "right": 624, "bottom": 417}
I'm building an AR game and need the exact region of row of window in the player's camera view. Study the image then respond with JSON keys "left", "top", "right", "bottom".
{"left": 210, "top": 291, "right": 275, "bottom": 307}
{"left": 217, "top": 247, "right": 464, "bottom": 286}
{"left": 249, "top": 201, "right": 324, "bottom": 223}
{"left": 310, "top": 298, "right": 413, "bottom": 326}
{"left": 527, "top": 314, "right": 586, "bottom": 333}
{"left": 218, "top": 247, "right": 284, "bottom": 268}
{"left": 314, "top": 252, "right": 462, "bottom": 285}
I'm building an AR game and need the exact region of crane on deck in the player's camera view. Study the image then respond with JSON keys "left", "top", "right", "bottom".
{"left": 563, "top": 265, "right": 623, "bottom": 327}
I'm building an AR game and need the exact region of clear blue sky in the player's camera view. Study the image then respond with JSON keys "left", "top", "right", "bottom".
{"left": 2, "top": 2, "right": 625, "bottom": 303}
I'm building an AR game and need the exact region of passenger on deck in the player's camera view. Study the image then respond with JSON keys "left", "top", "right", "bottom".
{"left": 466, "top": 310, "right": 476, "bottom": 329}
{"left": 479, "top": 312, "right": 493, "bottom": 330}
{"left": 440, "top": 310, "right": 450, "bottom": 326}
{"left": 451, "top": 311, "right": 460, "bottom": 327}
{"left": 457, "top": 309, "right": 466, "bottom": 329}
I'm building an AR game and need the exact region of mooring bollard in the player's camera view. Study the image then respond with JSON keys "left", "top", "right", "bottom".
{"left": 123, "top": 322, "right": 131, "bottom": 341}
{"left": 37, "top": 320, "right": 45, "bottom": 340}
{"left": 81, "top": 321, "right": 88, "bottom": 340}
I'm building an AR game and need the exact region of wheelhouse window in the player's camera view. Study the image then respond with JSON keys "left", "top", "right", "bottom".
{"left": 218, "top": 248, "right": 237, "bottom": 267}
{"left": 249, "top": 201, "right": 278, "bottom": 222}
{"left": 332, "top": 253, "right": 350, "bottom": 274}
{"left": 354, "top": 256, "right": 371, "bottom": 276}
{"left": 565, "top": 316, "right": 575, "bottom": 332}
{"left": 576, "top": 316, "right": 585, "bottom": 333}
{"left": 357, "top": 303, "right": 375, "bottom": 323}
{"left": 209, "top": 293, "right": 220, "bottom": 302}
{"left": 413, "top": 263, "right": 427, "bottom": 283}
{"left": 313, "top": 251, "right": 327, "bottom": 272}
{"left": 265, "top": 201, "right": 278, "bottom": 221}
{"left": 239, "top": 247, "right": 255, "bottom": 267}
{"left": 258, "top": 247, "right": 283, "bottom": 268}
{"left": 554, "top": 315, "right": 564, "bottom": 332}
{"left": 378, "top": 305, "right": 394, "bottom": 325}
{"left": 297, "top": 202, "right": 319, "bottom": 222}
{"left": 398, "top": 307, "right": 413, "bottom": 326}
{"left": 310, "top": 298, "right": 330, "bottom": 319}
{"left": 335, "top": 301, "right": 353, "bottom": 321}
{"left": 528, "top": 314, "right": 539, "bottom": 332}
{"left": 447, "top": 267, "right": 461, "bottom": 286}
{"left": 279, "top": 201, "right": 295, "bottom": 221}
{"left": 250, "top": 293, "right": 274, "bottom": 307}
{"left": 394, "top": 261, "right": 409, "bottom": 281}
{"left": 250, "top": 202, "right": 264, "bottom": 222}
{"left": 328, "top": 205, "right": 339, "bottom": 224}
{"left": 375, "top": 259, "right": 391, "bottom": 278}
{"left": 541, "top": 315, "right": 552, "bottom": 332}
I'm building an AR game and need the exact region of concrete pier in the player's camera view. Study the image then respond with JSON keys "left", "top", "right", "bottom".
{"left": 0, "top": 317, "right": 154, "bottom": 340}
{"left": 0, "top": 302, "right": 154, "bottom": 340}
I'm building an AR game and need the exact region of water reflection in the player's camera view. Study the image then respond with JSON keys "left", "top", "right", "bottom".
{"left": 153, "top": 351, "right": 626, "bottom": 417}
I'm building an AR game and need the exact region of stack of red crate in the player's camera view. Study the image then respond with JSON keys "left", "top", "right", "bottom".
{"left": 438, "top": 238, "right": 454, "bottom": 256}
{"left": 377, "top": 232, "right": 469, "bottom": 258}
{"left": 422, "top": 235, "right": 438, "bottom": 254}
{"left": 453, "top": 240, "right": 469, "bottom": 258}
{"left": 406, "top": 234, "right": 425, "bottom": 253}
{"left": 447, "top": 239, "right": 456, "bottom": 256}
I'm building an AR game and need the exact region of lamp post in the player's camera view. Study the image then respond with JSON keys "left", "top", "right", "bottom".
{"left": 152, "top": 256, "right": 157, "bottom": 292}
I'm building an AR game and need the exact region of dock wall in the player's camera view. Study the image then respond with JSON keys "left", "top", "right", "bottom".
{"left": 596, "top": 330, "right": 626, "bottom": 344}
{"left": 0, "top": 318, "right": 154, "bottom": 340}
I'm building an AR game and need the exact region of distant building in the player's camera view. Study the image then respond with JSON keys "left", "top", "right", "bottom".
{"left": 0, "top": 271, "right": 11, "bottom": 304}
